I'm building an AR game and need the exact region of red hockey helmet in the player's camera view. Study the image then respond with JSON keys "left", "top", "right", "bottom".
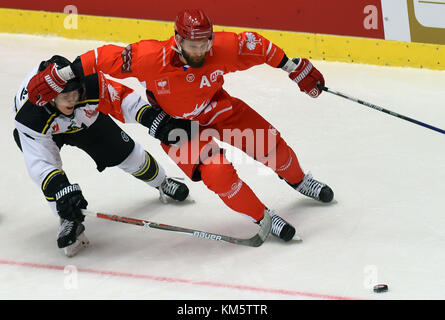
{"left": 174, "top": 9, "right": 213, "bottom": 40}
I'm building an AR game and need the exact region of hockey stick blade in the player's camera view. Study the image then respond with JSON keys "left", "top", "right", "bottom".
{"left": 82, "top": 209, "right": 272, "bottom": 247}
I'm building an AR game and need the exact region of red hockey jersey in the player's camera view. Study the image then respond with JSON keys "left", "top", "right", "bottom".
{"left": 80, "top": 31, "right": 285, "bottom": 126}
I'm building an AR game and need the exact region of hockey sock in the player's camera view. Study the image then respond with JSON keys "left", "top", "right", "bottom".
{"left": 199, "top": 154, "right": 265, "bottom": 221}
{"left": 272, "top": 139, "right": 304, "bottom": 185}
{"left": 118, "top": 142, "right": 165, "bottom": 188}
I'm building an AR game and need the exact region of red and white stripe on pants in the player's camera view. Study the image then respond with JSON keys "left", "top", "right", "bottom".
{"left": 162, "top": 92, "right": 304, "bottom": 222}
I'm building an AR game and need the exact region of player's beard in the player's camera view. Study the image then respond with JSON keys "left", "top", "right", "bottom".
{"left": 182, "top": 50, "right": 206, "bottom": 68}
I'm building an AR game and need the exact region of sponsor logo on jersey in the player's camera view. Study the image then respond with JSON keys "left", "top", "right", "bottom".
{"left": 121, "top": 131, "right": 130, "bottom": 142}
{"left": 155, "top": 77, "right": 171, "bottom": 94}
{"left": 66, "top": 121, "right": 83, "bottom": 133}
{"left": 51, "top": 123, "right": 60, "bottom": 133}
{"left": 99, "top": 72, "right": 107, "bottom": 100}
{"left": 107, "top": 84, "right": 120, "bottom": 102}
{"left": 210, "top": 70, "right": 224, "bottom": 82}
{"left": 121, "top": 45, "right": 132, "bottom": 73}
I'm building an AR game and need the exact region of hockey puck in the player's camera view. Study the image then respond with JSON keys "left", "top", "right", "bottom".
{"left": 373, "top": 284, "right": 388, "bottom": 293}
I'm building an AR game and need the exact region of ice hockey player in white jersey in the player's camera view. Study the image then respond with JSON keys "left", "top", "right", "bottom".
{"left": 13, "top": 55, "right": 191, "bottom": 257}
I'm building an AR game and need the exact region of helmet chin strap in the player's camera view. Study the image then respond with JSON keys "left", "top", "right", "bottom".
{"left": 173, "top": 34, "right": 184, "bottom": 56}
{"left": 208, "top": 33, "right": 214, "bottom": 51}
{"left": 171, "top": 45, "right": 183, "bottom": 56}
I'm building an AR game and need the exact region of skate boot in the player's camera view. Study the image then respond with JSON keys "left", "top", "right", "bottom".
{"left": 57, "top": 219, "right": 90, "bottom": 257}
{"left": 158, "top": 177, "right": 189, "bottom": 203}
{"left": 288, "top": 172, "right": 334, "bottom": 203}
{"left": 258, "top": 209, "right": 300, "bottom": 242}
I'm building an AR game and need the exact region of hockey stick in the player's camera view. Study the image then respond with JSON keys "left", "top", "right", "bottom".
{"left": 82, "top": 209, "right": 271, "bottom": 247}
{"left": 318, "top": 84, "right": 445, "bottom": 135}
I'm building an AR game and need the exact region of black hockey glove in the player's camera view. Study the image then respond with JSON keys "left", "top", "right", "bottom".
{"left": 139, "top": 106, "right": 193, "bottom": 145}
{"left": 153, "top": 114, "right": 193, "bottom": 145}
{"left": 55, "top": 184, "right": 88, "bottom": 222}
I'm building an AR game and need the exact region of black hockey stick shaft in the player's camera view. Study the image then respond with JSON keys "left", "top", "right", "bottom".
{"left": 82, "top": 209, "right": 271, "bottom": 247}
{"left": 318, "top": 84, "right": 445, "bottom": 135}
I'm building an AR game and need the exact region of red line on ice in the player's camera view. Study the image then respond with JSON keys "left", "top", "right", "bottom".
{"left": 0, "top": 259, "right": 359, "bottom": 300}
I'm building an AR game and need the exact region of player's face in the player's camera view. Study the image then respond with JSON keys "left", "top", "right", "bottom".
{"left": 54, "top": 90, "right": 79, "bottom": 115}
{"left": 181, "top": 38, "right": 210, "bottom": 68}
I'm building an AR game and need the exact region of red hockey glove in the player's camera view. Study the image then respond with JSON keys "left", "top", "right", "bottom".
{"left": 27, "top": 63, "right": 67, "bottom": 106}
{"left": 286, "top": 58, "right": 324, "bottom": 98}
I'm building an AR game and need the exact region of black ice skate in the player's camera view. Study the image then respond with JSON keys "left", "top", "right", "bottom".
{"left": 287, "top": 172, "right": 334, "bottom": 203}
{"left": 57, "top": 219, "right": 90, "bottom": 257}
{"left": 158, "top": 177, "right": 189, "bottom": 203}
{"left": 258, "top": 209, "right": 301, "bottom": 242}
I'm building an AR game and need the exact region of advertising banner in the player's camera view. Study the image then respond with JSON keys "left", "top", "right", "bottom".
{"left": 1, "top": 1, "right": 444, "bottom": 69}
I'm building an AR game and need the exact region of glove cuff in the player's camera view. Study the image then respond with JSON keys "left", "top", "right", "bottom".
{"left": 57, "top": 65, "right": 76, "bottom": 82}
{"left": 294, "top": 62, "right": 313, "bottom": 84}
{"left": 42, "top": 170, "right": 70, "bottom": 202}
{"left": 137, "top": 105, "right": 170, "bottom": 138}
{"left": 281, "top": 57, "right": 301, "bottom": 73}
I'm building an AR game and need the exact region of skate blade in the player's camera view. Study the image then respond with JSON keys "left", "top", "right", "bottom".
{"left": 159, "top": 195, "right": 196, "bottom": 205}
{"left": 291, "top": 233, "right": 303, "bottom": 243}
{"left": 64, "top": 234, "right": 90, "bottom": 257}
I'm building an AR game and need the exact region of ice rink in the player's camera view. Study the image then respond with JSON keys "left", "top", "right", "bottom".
{"left": 0, "top": 33, "right": 444, "bottom": 300}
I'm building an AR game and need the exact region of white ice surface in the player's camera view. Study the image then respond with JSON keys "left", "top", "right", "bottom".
{"left": 0, "top": 34, "right": 444, "bottom": 300}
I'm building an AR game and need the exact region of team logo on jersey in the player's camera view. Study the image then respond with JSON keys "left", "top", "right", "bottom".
{"left": 155, "top": 77, "right": 171, "bottom": 94}
{"left": 66, "top": 121, "right": 83, "bottom": 133}
{"left": 245, "top": 33, "right": 261, "bottom": 50}
{"left": 186, "top": 73, "right": 195, "bottom": 82}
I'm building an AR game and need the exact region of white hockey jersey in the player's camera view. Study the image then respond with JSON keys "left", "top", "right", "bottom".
{"left": 14, "top": 66, "right": 149, "bottom": 197}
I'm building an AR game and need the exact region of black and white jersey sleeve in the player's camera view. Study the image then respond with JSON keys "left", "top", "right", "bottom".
{"left": 14, "top": 108, "right": 64, "bottom": 199}
{"left": 13, "top": 67, "right": 99, "bottom": 200}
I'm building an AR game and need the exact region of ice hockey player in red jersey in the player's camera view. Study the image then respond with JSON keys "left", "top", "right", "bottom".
{"left": 15, "top": 55, "right": 190, "bottom": 256}
{"left": 27, "top": 9, "right": 334, "bottom": 242}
